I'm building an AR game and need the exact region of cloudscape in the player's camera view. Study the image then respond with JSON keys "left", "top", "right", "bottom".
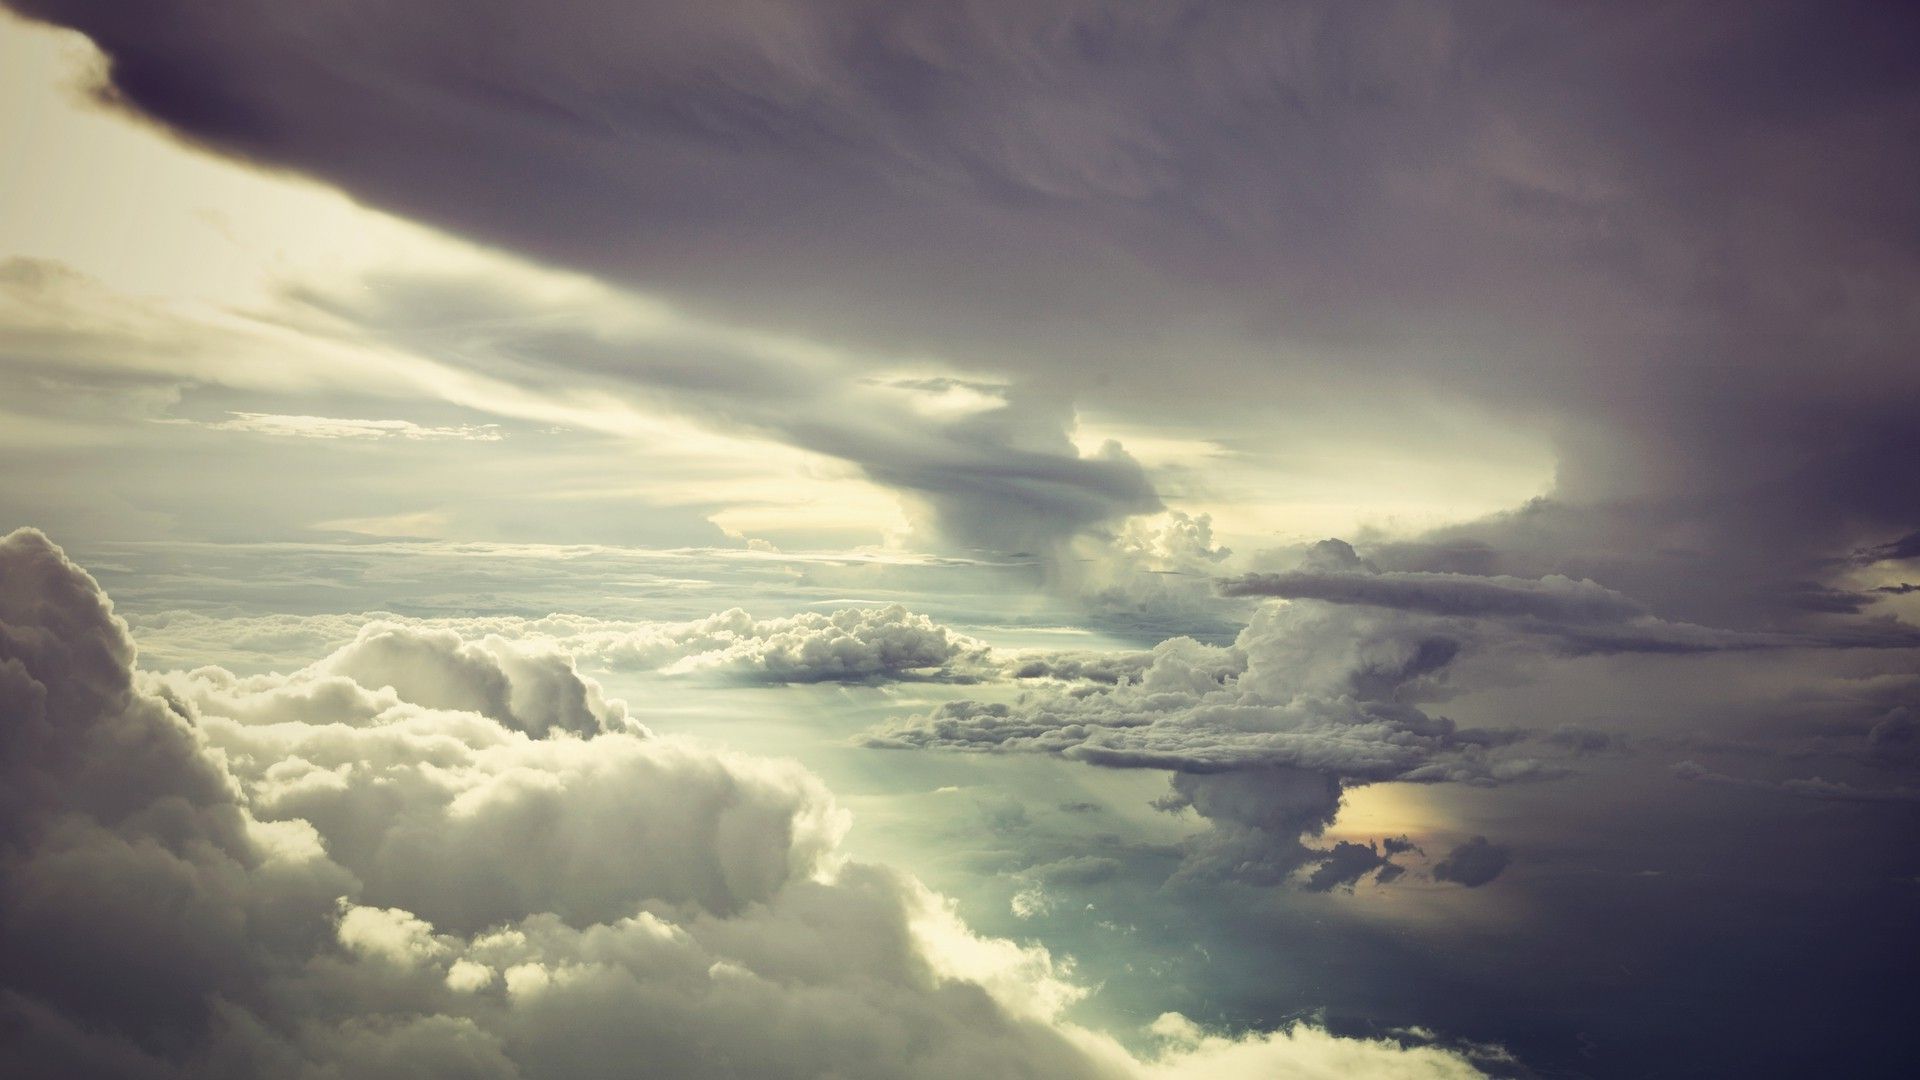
{"left": 2, "top": 3, "right": 1917, "bottom": 1077}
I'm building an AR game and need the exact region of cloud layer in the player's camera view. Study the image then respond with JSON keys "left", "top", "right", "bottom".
{"left": 869, "top": 599, "right": 1555, "bottom": 886}
{"left": 0, "top": 528, "right": 1493, "bottom": 1078}
{"left": 134, "top": 603, "right": 995, "bottom": 686}
{"left": 14, "top": 0, "right": 1920, "bottom": 599}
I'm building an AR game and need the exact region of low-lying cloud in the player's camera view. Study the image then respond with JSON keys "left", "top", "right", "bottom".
{"left": 134, "top": 604, "right": 995, "bottom": 687}
{"left": 0, "top": 527, "right": 1492, "bottom": 1078}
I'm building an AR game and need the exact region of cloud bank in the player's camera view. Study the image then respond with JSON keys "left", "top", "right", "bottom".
{"left": 133, "top": 603, "right": 995, "bottom": 687}
{"left": 557, "top": 605, "right": 995, "bottom": 683}
{"left": 0, "top": 528, "right": 1491, "bottom": 1078}
{"left": 869, "top": 599, "right": 1552, "bottom": 886}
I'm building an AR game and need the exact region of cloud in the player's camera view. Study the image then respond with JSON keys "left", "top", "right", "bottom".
{"left": 1671, "top": 761, "right": 1920, "bottom": 804}
{"left": 868, "top": 603, "right": 1528, "bottom": 780}
{"left": 1009, "top": 650, "right": 1155, "bottom": 685}
{"left": 886, "top": 553, "right": 1908, "bottom": 888}
{"left": 1868, "top": 706, "right": 1917, "bottom": 761}
{"left": 869, "top": 601, "right": 1544, "bottom": 885}
{"left": 1219, "top": 568, "right": 1646, "bottom": 624}
{"left": 1430, "top": 837, "right": 1512, "bottom": 888}
{"left": 133, "top": 604, "right": 996, "bottom": 687}
{"left": 1064, "top": 512, "right": 1243, "bottom": 641}
{"left": 1855, "top": 530, "right": 1920, "bottom": 565}
{"left": 283, "top": 268, "right": 1162, "bottom": 558}
{"left": 1020, "top": 856, "right": 1124, "bottom": 886}
{"left": 2, "top": 235, "right": 1154, "bottom": 563}
{"left": 3, "top": 4, "right": 1917, "bottom": 1071}
{"left": 15, "top": 2, "right": 1920, "bottom": 629}
{"left": 0, "top": 528, "right": 1491, "bottom": 1078}
{"left": 580, "top": 604, "right": 995, "bottom": 683}
{"left": 153, "top": 620, "right": 638, "bottom": 738}
{"left": 1301, "top": 840, "right": 1402, "bottom": 893}
{"left": 161, "top": 412, "right": 505, "bottom": 441}
{"left": 1143, "top": 1013, "right": 1490, "bottom": 1080}
{"left": 17, "top": 0, "right": 1920, "bottom": 598}
{"left": 1224, "top": 550, "right": 1920, "bottom": 655}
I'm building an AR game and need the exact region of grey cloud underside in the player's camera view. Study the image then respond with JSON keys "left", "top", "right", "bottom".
{"left": 12, "top": 0, "right": 1920, "bottom": 607}
{"left": 295, "top": 270, "right": 1161, "bottom": 557}
{"left": 1218, "top": 564, "right": 1920, "bottom": 654}
{"left": 1856, "top": 531, "right": 1920, "bottom": 566}
{"left": 1672, "top": 761, "right": 1920, "bottom": 805}
{"left": 9, "top": 2, "right": 1920, "bottom": 1070}
{"left": 1219, "top": 569, "right": 1647, "bottom": 625}
{"left": 0, "top": 253, "right": 1157, "bottom": 558}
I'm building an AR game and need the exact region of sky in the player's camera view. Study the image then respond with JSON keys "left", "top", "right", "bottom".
{"left": 1, "top": 3, "right": 1917, "bottom": 1077}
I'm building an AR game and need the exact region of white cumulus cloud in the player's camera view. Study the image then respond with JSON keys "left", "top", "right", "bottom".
{"left": 0, "top": 528, "right": 1492, "bottom": 1078}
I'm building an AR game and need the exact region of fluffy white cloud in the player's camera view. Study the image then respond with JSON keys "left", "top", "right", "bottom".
{"left": 580, "top": 605, "right": 993, "bottom": 683}
{"left": 1143, "top": 1013, "right": 1488, "bottom": 1080}
{"left": 319, "top": 622, "right": 635, "bottom": 737}
{"left": 0, "top": 528, "right": 1491, "bottom": 1078}
{"left": 132, "top": 604, "right": 992, "bottom": 686}
{"left": 151, "top": 620, "right": 637, "bottom": 739}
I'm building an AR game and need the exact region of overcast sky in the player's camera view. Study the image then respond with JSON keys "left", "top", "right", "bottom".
{"left": 3, "top": 4, "right": 1918, "bottom": 1077}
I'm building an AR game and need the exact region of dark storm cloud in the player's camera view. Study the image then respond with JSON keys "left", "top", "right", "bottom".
{"left": 1671, "top": 761, "right": 1920, "bottom": 805}
{"left": 1855, "top": 530, "right": 1920, "bottom": 565}
{"left": 1300, "top": 840, "right": 1400, "bottom": 893}
{"left": 1220, "top": 558, "right": 1920, "bottom": 654}
{"left": 1429, "top": 836, "right": 1511, "bottom": 887}
{"left": 13, "top": 0, "right": 1920, "bottom": 610}
{"left": 1868, "top": 707, "right": 1917, "bottom": 761}
{"left": 1219, "top": 568, "right": 1647, "bottom": 624}
{"left": 1360, "top": 486, "right": 1920, "bottom": 630}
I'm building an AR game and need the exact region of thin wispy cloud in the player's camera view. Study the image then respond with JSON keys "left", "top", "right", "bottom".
{"left": 160, "top": 412, "right": 506, "bottom": 441}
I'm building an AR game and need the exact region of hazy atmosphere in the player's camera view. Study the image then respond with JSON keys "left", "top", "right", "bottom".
{"left": 3, "top": 3, "right": 1918, "bottom": 1077}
